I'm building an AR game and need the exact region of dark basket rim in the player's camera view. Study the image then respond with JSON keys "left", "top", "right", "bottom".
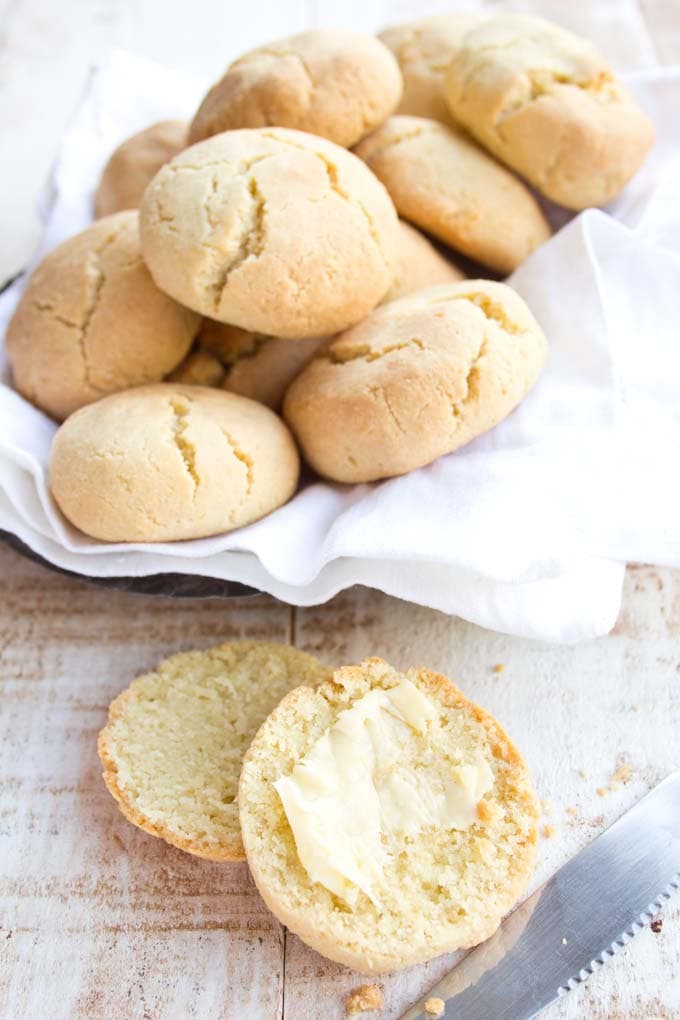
{"left": 0, "top": 529, "right": 261, "bottom": 599}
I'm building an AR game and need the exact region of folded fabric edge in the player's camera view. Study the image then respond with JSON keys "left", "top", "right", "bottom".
{"left": 0, "top": 496, "right": 625, "bottom": 643}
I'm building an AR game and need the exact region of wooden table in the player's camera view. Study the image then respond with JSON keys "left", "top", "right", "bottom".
{"left": 1, "top": 2, "right": 679, "bottom": 1017}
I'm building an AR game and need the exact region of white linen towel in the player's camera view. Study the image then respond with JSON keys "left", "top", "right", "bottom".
{"left": 1, "top": 51, "right": 679, "bottom": 643}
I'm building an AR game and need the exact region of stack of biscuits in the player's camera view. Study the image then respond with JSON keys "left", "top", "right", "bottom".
{"left": 5, "top": 13, "right": 653, "bottom": 543}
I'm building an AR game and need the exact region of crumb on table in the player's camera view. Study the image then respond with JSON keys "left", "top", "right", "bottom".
{"left": 424, "top": 998, "right": 445, "bottom": 1016}
{"left": 609, "top": 762, "right": 633, "bottom": 788}
{"left": 492, "top": 663, "right": 506, "bottom": 674}
{"left": 346, "top": 984, "right": 382, "bottom": 1014}
{"left": 596, "top": 786, "right": 608, "bottom": 797}
{"left": 541, "top": 823, "right": 556, "bottom": 839}
{"left": 566, "top": 805, "right": 577, "bottom": 816}
{"left": 651, "top": 918, "right": 663, "bottom": 934}
{"left": 578, "top": 768, "right": 589, "bottom": 780}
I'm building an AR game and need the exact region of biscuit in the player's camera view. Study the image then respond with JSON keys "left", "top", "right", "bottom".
{"left": 98, "top": 641, "right": 331, "bottom": 861}
{"left": 166, "top": 346, "right": 226, "bottom": 387}
{"left": 140, "top": 128, "right": 399, "bottom": 338}
{"left": 188, "top": 30, "right": 402, "bottom": 148}
{"left": 283, "top": 280, "right": 547, "bottom": 484}
{"left": 379, "top": 13, "right": 486, "bottom": 123}
{"left": 49, "top": 383, "right": 299, "bottom": 541}
{"left": 354, "top": 116, "right": 550, "bottom": 274}
{"left": 94, "top": 120, "right": 188, "bottom": 218}
{"left": 239, "top": 657, "right": 539, "bottom": 973}
{"left": 198, "top": 321, "right": 327, "bottom": 410}
{"left": 445, "top": 14, "right": 654, "bottom": 209}
{"left": 385, "top": 220, "right": 464, "bottom": 303}
{"left": 5, "top": 212, "right": 199, "bottom": 421}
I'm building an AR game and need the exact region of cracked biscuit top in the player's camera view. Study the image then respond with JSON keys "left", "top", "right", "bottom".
{"left": 354, "top": 116, "right": 551, "bottom": 275}
{"left": 140, "top": 127, "right": 400, "bottom": 339}
{"left": 445, "top": 14, "right": 654, "bottom": 209}
{"left": 48, "top": 383, "right": 300, "bottom": 542}
{"left": 283, "top": 280, "right": 547, "bottom": 484}
{"left": 5, "top": 211, "right": 200, "bottom": 422}
{"left": 188, "top": 29, "right": 402, "bottom": 149}
{"left": 379, "top": 13, "right": 486, "bottom": 124}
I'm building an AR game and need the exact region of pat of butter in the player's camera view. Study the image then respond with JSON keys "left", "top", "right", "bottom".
{"left": 274, "top": 679, "right": 494, "bottom": 907}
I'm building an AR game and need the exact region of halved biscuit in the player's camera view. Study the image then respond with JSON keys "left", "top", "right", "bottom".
{"left": 239, "top": 657, "right": 539, "bottom": 972}
{"left": 98, "top": 642, "right": 331, "bottom": 861}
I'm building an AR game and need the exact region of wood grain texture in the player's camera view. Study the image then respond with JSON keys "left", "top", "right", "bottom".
{"left": 0, "top": 545, "right": 288, "bottom": 1019}
{"left": 1, "top": 1, "right": 679, "bottom": 1018}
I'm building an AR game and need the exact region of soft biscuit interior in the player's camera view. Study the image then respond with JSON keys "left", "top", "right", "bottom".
{"left": 240, "top": 658, "right": 539, "bottom": 972}
{"left": 98, "top": 642, "right": 330, "bottom": 860}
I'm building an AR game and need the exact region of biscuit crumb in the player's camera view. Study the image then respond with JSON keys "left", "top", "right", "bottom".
{"left": 561, "top": 937, "right": 568, "bottom": 945}
{"left": 651, "top": 918, "right": 663, "bottom": 934}
{"left": 492, "top": 663, "right": 506, "bottom": 674}
{"left": 346, "top": 984, "right": 382, "bottom": 1014}
{"left": 540, "top": 798, "right": 554, "bottom": 816}
{"left": 596, "top": 786, "right": 608, "bottom": 797}
{"left": 578, "top": 768, "right": 589, "bottom": 780}
{"left": 424, "top": 998, "right": 445, "bottom": 1017}
{"left": 566, "top": 806, "right": 577, "bottom": 816}
{"left": 541, "top": 823, "right": 556, "bottom": 839}
{"left": 609, "top": 762, "right": 632, "bottom": 788}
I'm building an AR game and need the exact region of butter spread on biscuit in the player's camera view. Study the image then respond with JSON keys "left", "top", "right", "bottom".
{"left": 274, "top": 678, "right": 493, "bottom": 906}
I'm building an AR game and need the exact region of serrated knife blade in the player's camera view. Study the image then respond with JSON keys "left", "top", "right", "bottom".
{"left": 401, "top": 771, "right": 680, "bottom": 1020}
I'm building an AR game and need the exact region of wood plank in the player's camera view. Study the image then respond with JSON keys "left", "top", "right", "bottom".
{"left": 290, "top": 566, "right": 680, "bottom": 1018}
{"left": 0, "top": 544, "right": 289, "bottom": 1019}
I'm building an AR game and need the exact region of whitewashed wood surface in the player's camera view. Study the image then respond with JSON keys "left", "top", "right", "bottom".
{"left": 1, "top": 1, "right": 679, "bottom": 1018}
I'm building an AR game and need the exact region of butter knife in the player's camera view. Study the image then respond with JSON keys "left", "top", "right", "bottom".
{"left": 401, "top": 771, "right": 680, "bottom": 1020}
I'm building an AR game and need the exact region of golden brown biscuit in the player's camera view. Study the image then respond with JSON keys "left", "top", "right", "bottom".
{"left": 239, "top": 657, "right": 539, "bottom": 973}
{"left": 283, "top": 280, "right": 547, "bottom": 484}
{"left": 140, "top": 128, "right": 399, "bottom": 338}
{"left": 198, "top": 321, "right": 327, "bottom": 410}
{"left": 379, "top": 13, "right": 486, "bottom": 123}
{"left": 49, "top": 383, "right": 299, "bottom": 542}
{"left": 445, "top": 14, "right": 654, "bottom": 209}
{"left": 98, "top": 641, "right": 331, "bottom": 861}
{"left": 94, "top": 120, "right": 188, "bottom": 218}
{"left": 188, "top": 30, "right": 402, "bottom": 148}
{"left": 5, "top": 212, "right": 199, "bottom": 421}
{"left": 166, "top": 346, "right": 226, "bottom": 387}
{"left": 355, "top": 116, "right": 550, "bottom": 274}
{"left": 385, "top": 220, "right": 464, "bottom": 303}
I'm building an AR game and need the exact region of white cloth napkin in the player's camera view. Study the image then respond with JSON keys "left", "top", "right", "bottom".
{"left": 1, "top": 50, "right": 679, "bottom": 643}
